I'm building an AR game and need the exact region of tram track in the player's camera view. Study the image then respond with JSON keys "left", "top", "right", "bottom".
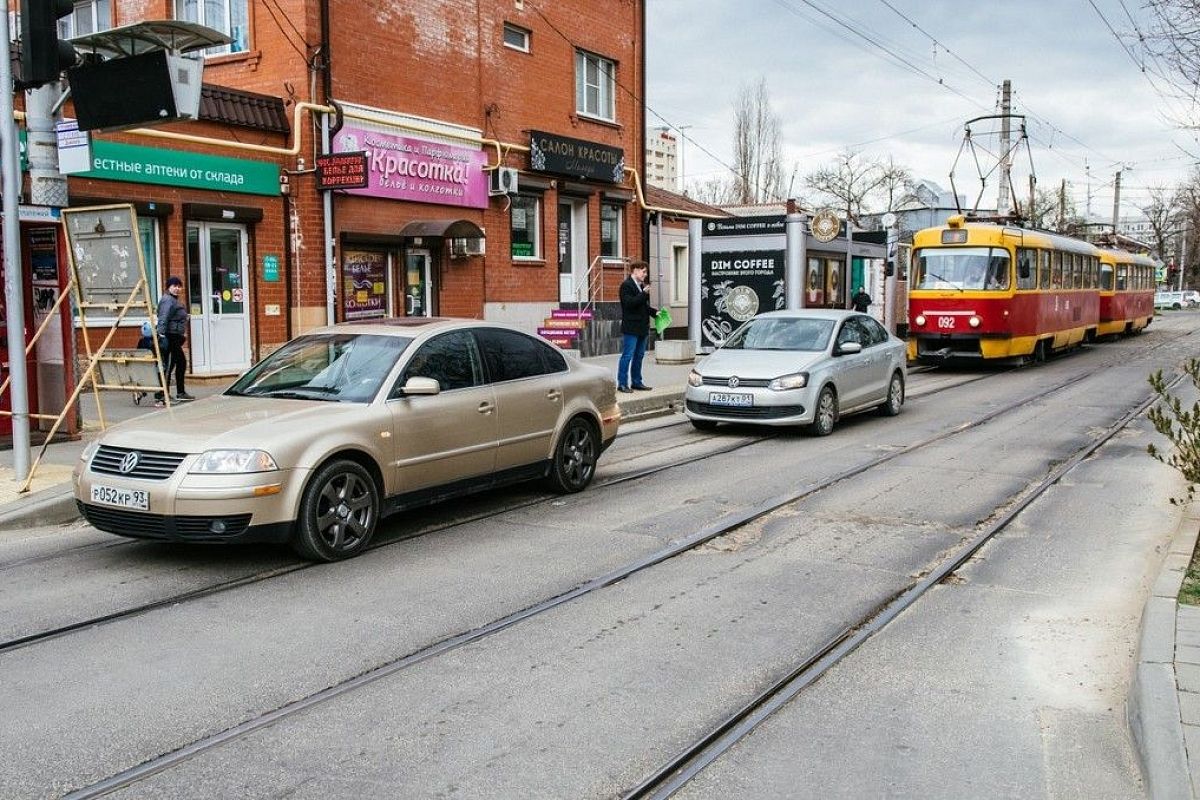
{"left": 618, "top": 373, "right": 1179, "bottom": 800}
{"left": 57, "top": 332, "right": 1185, "bottom": 799}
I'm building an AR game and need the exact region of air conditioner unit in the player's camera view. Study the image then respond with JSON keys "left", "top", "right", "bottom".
{"left": 450, "top": 238, "right": 486, "bottom": 259}
{"left": 489, "top": 167, "right": 519, "bottom": 196}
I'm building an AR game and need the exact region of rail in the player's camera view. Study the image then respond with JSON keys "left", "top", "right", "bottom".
{"left": 575, "top": 255, "right": 631, "bottom": 322}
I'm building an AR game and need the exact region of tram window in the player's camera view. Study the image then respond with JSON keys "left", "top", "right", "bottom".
{"left": 1017, "top": 248, "right": 1036, "bottom": 290}
{"left": 1039, "top": 250, "right": 1050, "bottom": 289}
{"left": 1087, "top": 257, "right": 1097, "bottom": 289}
{"left": 1072, "top": 254, "right": 1083, "bottom": 289}
{"left": 1100, "top": 264, "right": 1114, "bottom": 291}
{"left": 1051, "top": 252, "right": 1063, "bottom": 289}
{"left": 1116, "top": 265, "right": 1128, "bottom": 291}
{"left": 912, "top": 247, "right": 1009, "bottom": 291}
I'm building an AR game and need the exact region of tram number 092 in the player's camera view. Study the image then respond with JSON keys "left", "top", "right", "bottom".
{"left": 936, "top": 316, "right": 955, "bottom": 329}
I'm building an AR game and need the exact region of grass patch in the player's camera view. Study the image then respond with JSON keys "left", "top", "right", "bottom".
{"left": 1180, "top": 539, "right": 1200, "bottom": 606}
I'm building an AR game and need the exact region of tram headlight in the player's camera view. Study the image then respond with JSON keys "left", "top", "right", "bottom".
{"left": 914, "top": 314, "right": 926, "bottom": 327}
{"left": 969, "top": 315, "right": 981, "bottom": 328}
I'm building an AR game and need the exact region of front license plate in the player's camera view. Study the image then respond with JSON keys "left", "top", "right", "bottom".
{"left": 90, "top": 484, "right": 149, "bottom": 511}
{"left": 709, "top": 392, "right": 753, "bottom": 407}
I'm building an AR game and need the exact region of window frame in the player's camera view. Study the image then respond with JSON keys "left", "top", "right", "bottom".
{"left": 575, "top": 49, "right": 616, "bottom": 122}
{"left": 58, "top": 0, "right": 111, "bottom": 38}
{"left": 509, "top": 193, "right": 542, "bottom": 261}
{"left": 391, "top": 330, "right": 485, "bottom": 398}
{"left": 472, "top": 327, "right": 555, "bottom": 384}
{"left": 502, "top": 22, "right": 531, "bottom": 52}
{"left": 175, "top": 0, "right": 249, "bottom": 54}
{"left": 1038, "top": 249, "right": 1050, "bottom": 290}
{"left": 600, "top": 202, "right": 623, "bottom": 261}
{"left": 1016, "top": 247, "right": 1037, "bottom": 290}
{"left": 671, "top": 244, "right": 688, "bottom": 304}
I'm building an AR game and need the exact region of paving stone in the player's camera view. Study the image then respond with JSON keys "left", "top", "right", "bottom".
{"left": 1184, "top": 724, "right": 1200, "bottom": 793}
{"left": 1179, "top": 629, "right": 1200, "bottom": 648}
{"left": 1178, "top": 645, "right": 1200, "bottom": 665}
{"left": 1178, "top": 663, "right": 1200, "bottom": 694}
{"left": 1180, "top": 692, "right": 1200, "bottom": 725}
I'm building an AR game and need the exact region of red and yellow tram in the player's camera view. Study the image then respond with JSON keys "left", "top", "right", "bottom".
{"left": 908, "top": 216, "right": 1106, "bottom": 363}
{"left": 1097, "top": 248, "right": 1155, "bottom": 337}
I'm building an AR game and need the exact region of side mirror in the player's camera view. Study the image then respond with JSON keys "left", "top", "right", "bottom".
{"left": 836, "top": 342, "right": 863, "bottom": 356}
{"left": 399, "top": 376, "right": 441, "bottom": 396}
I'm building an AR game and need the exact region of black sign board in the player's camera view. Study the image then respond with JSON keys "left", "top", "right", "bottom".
{"left": 700, "top": 250, "right": 786, "bottom": 346}
{"left": 316, "top": 151, "right": 369, "bottom": 190}
{"left": 702, "top": 214, "right": 787, "bottom": 238}
{"left": 529, "top": 131, "right": 625, "bottom": 183}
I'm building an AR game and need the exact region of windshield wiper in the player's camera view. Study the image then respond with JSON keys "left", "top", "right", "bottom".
{"left": 299, "top": 385, "right": 342, "bottom": 394}
{"left": 258, "top": 389, "right": 338, "bottom": 401}
{"left": 926, "top": 271, "right": 964, "bottom": 292}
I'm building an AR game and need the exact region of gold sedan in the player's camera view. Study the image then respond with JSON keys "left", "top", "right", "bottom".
{"left": 73, "top": 319, "right": 621, "bottom": 561}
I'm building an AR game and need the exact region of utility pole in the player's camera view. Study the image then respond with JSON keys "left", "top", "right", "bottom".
{"left": 1085, "top": 160, "right": 1092, "bottom": 220}
{"left": 0, "top": 10, "right": 31, "bottom": 481}
{"left": 1027, "top": 175, "right": 1036, "bottom": 223}
{"left": 1180, "top": 224, "right": 1188, "bottom": 292}
{"left": 1058, "top": 179, "right": 1067, "bottom": 232}
{"left": 676, "top": 125, "right": 692, "bottom": 195}
{"left": 1111, "top": 169, "right": 1123, "bottom": 235}
{"left": 997, "top": 79, "right": 1012, "bottom": 216}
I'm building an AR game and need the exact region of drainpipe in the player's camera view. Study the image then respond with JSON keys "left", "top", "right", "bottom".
{"left": 322, "top": 115, "right": 335, "bottom": 325}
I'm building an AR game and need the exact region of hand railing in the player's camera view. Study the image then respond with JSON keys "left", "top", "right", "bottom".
{"left": 575, "top": 255, "right": 630, "bottom": 322}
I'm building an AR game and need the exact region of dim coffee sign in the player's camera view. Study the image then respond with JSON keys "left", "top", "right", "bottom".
{"left": 529, "top": 131, "right": 625, "bottom": 184}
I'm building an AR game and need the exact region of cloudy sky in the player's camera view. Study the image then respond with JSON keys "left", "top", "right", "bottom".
{"left": 646, "top": 0, "right": 1199, "bottom": 221}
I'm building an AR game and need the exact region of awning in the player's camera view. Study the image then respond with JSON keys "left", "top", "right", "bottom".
{"left": 398, "top": 219, "right": 486, "bottom": 239}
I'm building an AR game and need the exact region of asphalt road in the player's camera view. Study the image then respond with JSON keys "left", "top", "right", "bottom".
{"left": 0, "top": 316, "right": 1196, "bottom": 798}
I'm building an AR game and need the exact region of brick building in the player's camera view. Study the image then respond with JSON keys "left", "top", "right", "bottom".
{"left": 14, "top": 0, "right": 647, "bottom": 376}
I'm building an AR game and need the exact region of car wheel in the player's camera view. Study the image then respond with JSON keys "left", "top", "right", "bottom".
{"left": 547, "top": 417, "right": 598, "bottom": 493}
{"left": 878, "top": 371, "right": 904, "bottom": 416}
{"left": 807, "top": 386, "right": 837, "bottom": 436}
{"left": 293, "top": 459, "right": 379, "bottom": 562}
{"left": 690, "top": 418, "right": 719, "bottom": 432}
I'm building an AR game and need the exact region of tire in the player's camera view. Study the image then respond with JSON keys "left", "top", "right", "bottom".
{"left": 1174, "top": 303, "right": 1182, "bottom": 310}
{"left": 690, "top": 418, "right": 719, "bottom": 432}
{"left": 292, "top": 459, "right": 379, "bottom": 562}
{"left": 878, "top": 371, "right": 904, "bottom": 416}
{"left": 547, "top": 417, "right": 598, "bottom": 493}
{"left": 807, "top": 386, "right": 837, "bottom": 436}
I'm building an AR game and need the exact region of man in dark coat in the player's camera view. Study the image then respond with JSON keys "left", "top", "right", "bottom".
{"left": 617, "top": 261, "right": 656, "bottom": 393}
{"left": 154, "top": 275, "right": 194, "bottom": 405}
{"left": 851, "top": 286, "right": 872, "bottom": 313}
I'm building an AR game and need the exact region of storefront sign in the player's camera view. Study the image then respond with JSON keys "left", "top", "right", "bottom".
{"left": 71, "top": 140, "right": 280, "bottom": 196}
{"left": 316, "top": 151, "right": 369, "bottom": 190}
{"left": 262, "top": 254, "right": 280, "bottom": 282}
{"left": 700, "top": 250, "right": 786, "bottom": 346}
{"left": 529, "top": 130, "right": 624, "bottom": 184}
{"left": 333, "top": 125, "right": 489, "bottom": 209}
{"left": 342, "top": 250, "right": 388, "bottom": 320}
{"left": 703, "top": 215, "right": 787, "bottom": 238}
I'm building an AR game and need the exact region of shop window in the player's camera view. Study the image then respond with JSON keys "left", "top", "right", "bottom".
{"left": 58, "top": 0, "right": 110, "bottom": 38}
{"left": 175, "top": 0, "right": 249, "bottom": 53}
{"left": 600, "top": 202, "right": 623, "bottom": 259}
{"left": 510, "top": 194, "right": 541, "bottom": 260}
{"left": 575, "top": 49, "right": 615, "bottom": 122}
{"left": 672, "top": 244, "right": 688, "bottom": 304}
{"left": 503, "top": 22, "right": 530, "bottom": 52}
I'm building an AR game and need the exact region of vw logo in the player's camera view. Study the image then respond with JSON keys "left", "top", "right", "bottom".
{"left": 728, "top": 376, "right": 740, "bottom": 388}
{"left": 118, "top": 452, "right": 140, "bottom": 474}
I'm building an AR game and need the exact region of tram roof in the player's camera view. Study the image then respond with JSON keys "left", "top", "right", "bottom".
{"left": 915, "top": 220, "right": 1098, "bottom": 254}
{"left": 1097, "top": 247, "right": 1159, "bottom": 266}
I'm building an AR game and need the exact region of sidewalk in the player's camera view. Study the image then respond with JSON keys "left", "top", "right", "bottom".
{"left": 0, "top": 350, "right": 696, "bottom": 530}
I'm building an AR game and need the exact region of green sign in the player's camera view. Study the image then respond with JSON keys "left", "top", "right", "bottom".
{"left": 511, "top": 241, "right": 534, "bottom": 258}
{"left": 263, "top": 254, "right": 280, "bottom": 281}
{"left": 18, "top": 130, "right": 27, "bottom": 172}
{"left": 80, "top": 140, "right": 280, "bottom": 196}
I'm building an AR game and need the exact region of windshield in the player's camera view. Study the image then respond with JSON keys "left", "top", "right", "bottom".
{"left": 914, "top": 247, "right": 1010, "bottom": 291}
{"left": 227, "top": 333, "right": 412, "bottom": 402}
{"left": 721, "top": 317, "right": 835, "bottom": 351}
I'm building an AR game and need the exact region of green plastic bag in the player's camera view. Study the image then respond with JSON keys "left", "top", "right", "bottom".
{"left": 653, "top": 307, "right": 672, "bottom": 335}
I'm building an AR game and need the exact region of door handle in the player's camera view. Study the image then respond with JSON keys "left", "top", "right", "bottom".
{"left": 478, "top": 401, "right": 494, "bottom": 414}
{"left": 546, "top": 389, "right": 562, "bottom": 401}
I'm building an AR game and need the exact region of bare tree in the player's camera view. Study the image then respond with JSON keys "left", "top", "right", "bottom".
{"left": 1143, "top": 1, "right": 1200, "bottom": 130}
{"left": 1139, "top": 185, "right": 1182, "bottom": 259}
{"left": 804, "top": 150, "right": 891, "bottom": 224}
{"left": 687, "top": 175, "right": 738, "bottom": 206}
{"left": 731, "top": 78, "right": 786, "bottom": 204}
{"left": 1025, "top": 188, "right": 1061, "bottom": 230}
{"left": 874, "top": 155, "right": 912, "bottom": 212}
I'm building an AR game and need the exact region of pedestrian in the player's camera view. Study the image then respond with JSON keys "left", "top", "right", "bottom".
{"left": 617, "top": 261, "right": 656, "bottom": 393}
{"left": 155, "top": 275, "right": 194, "bottom": 406}
{"left": 851, "top": 285, "right": 872, "bottom": 312}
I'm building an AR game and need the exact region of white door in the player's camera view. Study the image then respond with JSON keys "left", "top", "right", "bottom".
{"left": 557, "top": 200, "right": 588, "bottom": 303}
{"left": 186, "top": 222, "right": 251, "bottom": 374}
{"left": 404, "top": 250, "right": 432, "bottom": 317}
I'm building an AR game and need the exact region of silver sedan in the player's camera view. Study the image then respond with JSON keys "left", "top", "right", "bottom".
{"left": 684, "top": 309, "right": 907, "bottom": 435}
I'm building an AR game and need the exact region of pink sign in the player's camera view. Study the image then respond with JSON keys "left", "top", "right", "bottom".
{"left": 333, "top": 125, "right": 489, "bottom": 209}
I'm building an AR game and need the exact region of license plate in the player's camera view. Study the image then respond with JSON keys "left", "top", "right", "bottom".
{"left": 709, "top": 392, "right": 753, "bottom": 407}
{"left": 91, "top": 484, "right": 149, "bottom": 511}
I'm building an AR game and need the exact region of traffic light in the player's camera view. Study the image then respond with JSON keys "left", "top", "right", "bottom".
{"left": 18, "top": 0, "right": 79, "bottom": 89}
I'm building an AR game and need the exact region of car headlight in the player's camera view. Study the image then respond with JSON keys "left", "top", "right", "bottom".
{"left": 688, "top": 370, "right": 703, "bottom": 387}
{"left": 189, "top": 449, "right": 278, "bottom": 474}
{"left": 79, "top": 439, "right": 100, "bottom": 462}
{"left": 769, "top": 372, "right": 809, "bottom": 391}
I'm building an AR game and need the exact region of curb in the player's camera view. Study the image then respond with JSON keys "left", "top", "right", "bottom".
{"left": 0, "top": 484, "right": 78, "bottom": 531}
{"left": 1129, "top": 508, "right": 1200, "bottom": 800}
{"left": 0, "top": 392, "right": 687, "bottom": 532}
